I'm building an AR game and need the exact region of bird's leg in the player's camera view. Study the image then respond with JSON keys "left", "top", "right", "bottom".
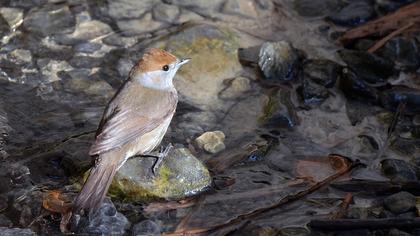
{"left": 151, "top": 143, "right": 173, "bottom": 175}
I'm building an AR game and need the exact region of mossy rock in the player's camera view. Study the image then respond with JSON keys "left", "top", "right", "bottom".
{"left": 108, "top": 148, "right": 211, "bottom": 202}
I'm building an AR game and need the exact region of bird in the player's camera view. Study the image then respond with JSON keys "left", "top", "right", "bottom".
{"left": 72, "top": 48, "right": 190, "bottom": 216}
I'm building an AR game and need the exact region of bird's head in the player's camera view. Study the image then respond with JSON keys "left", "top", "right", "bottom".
{"left": 130, "top": 48, "right": 190, "bottom": 90}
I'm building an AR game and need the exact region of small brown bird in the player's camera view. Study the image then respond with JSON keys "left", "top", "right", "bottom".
{"left": 73, "top": 48, "right": 190, "bottom": 215}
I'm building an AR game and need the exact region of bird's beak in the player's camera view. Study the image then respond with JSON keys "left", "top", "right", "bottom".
{"left": 178, "top": 58, "right": 191, "bottom": 67}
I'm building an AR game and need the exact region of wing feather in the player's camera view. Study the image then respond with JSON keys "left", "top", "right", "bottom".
{"left": 89, "top": 90, "right": 176, "bottom": 156}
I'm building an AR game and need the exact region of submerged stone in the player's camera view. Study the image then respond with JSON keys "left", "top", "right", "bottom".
{"left": 375, "top": 0, "right": 415, "bottom": 15}
{"left": 339, "top": 49, "right": 394, "bottom": 84}
{"left": 293, "top": 0, "right": 343, "bottom": 17}
{"left": 259, "top": 88, "right": 299, "bottom": 129}
{"left": 166, "top": 23, "right": 241, "bottom": 109}
{"left": 302, "top": 59, "right": 341, "bottom": 88}
{"left": 379, "top": 86, "right": 420, "bottom": 114}
{"left": 131, "top": 220, "right": 161, "bottom": 236}
{"left": 109, "top": 148, "right": 211, "bottom": 201}
{"left": 375, "top": 37, "right": 420, "bottom": 71}
{"left": 0, "top": 7, "right": 23, "bottom": 31}
{"left": 327, "top": 0, "right": 374, "bottom": 26}
{"left": 75, "top": 198, "right": 129, "bottom": 235}
{"left": 339, "top": 68, "right": 378, "bottom": 102}
{"left": 0, "top": 227, "right": 35, "bottom": 236}
{"left": 195, "top": 130, "right": 226, "bottom": 154}
{"left": 23, "top": 5, "right": 75, "bottom": 36}
{"left": 299, "top": 76, "right": 330, "bottom": 104}
{"left": 258, "top": 41, "right": 300, "bottom": 81}
{"left": 383, "top": 191, "right": 416, "bottom": 214}
{"left": 381, "top": 159, "right": 417, "bottom": 182}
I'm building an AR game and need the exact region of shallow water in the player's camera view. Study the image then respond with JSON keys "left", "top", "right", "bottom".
{"left": 0, "top": 0, "right": 419, "bottom": 235}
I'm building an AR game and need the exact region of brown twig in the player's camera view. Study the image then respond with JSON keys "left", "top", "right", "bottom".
{"left": 339, "top": 1, "right": 420, "bottom": 45}
{"left": 331, "top": 193, "right": 353, "bottom": 220}
{"left": 367, "top": 22, "right": 415, "bottom": 53}
{"left": 164, "top": 157, "right": 362, "bottom": 235}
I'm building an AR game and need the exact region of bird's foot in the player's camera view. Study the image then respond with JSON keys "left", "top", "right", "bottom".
{"left": 151, "top": 143, "right": 173, "bottom": 176}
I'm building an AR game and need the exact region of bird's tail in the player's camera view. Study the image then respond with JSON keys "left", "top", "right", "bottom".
{"left": 73, "top": 154, "right": 119, "bottom": 216}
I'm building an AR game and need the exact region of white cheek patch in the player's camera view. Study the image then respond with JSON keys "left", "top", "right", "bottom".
{"left": 135, "top": 70, "right": 175, "bottom": 90}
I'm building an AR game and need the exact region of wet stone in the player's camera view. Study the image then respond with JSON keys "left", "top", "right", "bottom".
{"left": 379, "top": 86, "right": 420, "bottom": 114}
{"left": 381, "top": 159, "right": 417, "bottom": 182}
{"left": 117, "top": 12, "right": 164, "bottom": 36}
{"left": 258, "top": 41, "right": 300, "bottom": 81}
{"left": 375, "top": 0, "right": 416, "bottom": 15}
{"left": 69, "top": 56, "right": 102, "bottom": 69}
{"left": 23, "top": 5, "right": 75, "bottom": 36}
{"left": 336, "top": 230, "right": 372, "bottom": 236}
{"left": 388, "top": 229, "right": 412, "bottom": 236}
{"left": 259, "top": 88, "right": 299, "bottom": 129}
{"left": 299, "top": 76, "right": 330, "bottom": 104}
{"left": 219, "top": 76, "right": 251, "bottom": 99}
{"left": 152, "top": 3, "right": 180, "bottom": 23}
{"left": 38, "top": 59, "right": 73, "bottom": 83}
{"left": 0, "top": 15, "right": 10, "bottom": 39}
{"left": 302, "top": 59, "right": 341, "bottom": 88}
{"left": 73, "top": 42, "right": 102, "bottom": 53}
{"left": 67, "top": 19, "right": 112, "bottom": 42}
{"left": 293, "top": 0, "right": 344, "bottom": 17}
{"left": 9, "top": 49, "right": 32, "bottom": 65}
{"left": 8, "top": 0, "right": 46, "bottom": 8}
{"left": 0, "top": 7, "right": 23, "bottom": 31}
{"left": 327, "top": 0, "right": 374, "bottom": 27}
{"left": 383, "top": 191, "right": 416, "bottom": 214}
{"left": 339, "top": 68, "right": 378, "bottom": 102}
{"left": 107, "top": 0, "right": 155, "bottom": 20}
{"left": 0, "top": 214, "right": 12, "bottom": 227}
{"left": 109, "top": 148, "right": 211, "bottom": 201}
{"left": 166, "top": 23, "right": 241, "bottom": 109}
{"left": 222, "top": 0, "right": 259, "bottom": 19}
{"left": 375, "top": 37, "right": 420, "bottom": 71}
{"left": 195, "top": 130, "right": 226, "bottom": 154}
{"left": 339, "top": 49, "right": 395, "bottom": 84}
{"left": 75, "top": 198, "right": 129, "bottom": 235}
{"left": 131, "top": 220, "right": 161, "bottom": 236}
{"left": 0, "top": 227, "right": 35, "bottom": 236}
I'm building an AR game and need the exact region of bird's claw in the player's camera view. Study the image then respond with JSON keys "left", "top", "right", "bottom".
{"left": 151, "top": 143, "right": 173, "bottom": 176}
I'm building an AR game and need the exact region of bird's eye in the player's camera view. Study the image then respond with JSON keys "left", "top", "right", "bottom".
{"left": 162, "top": 65, "right": 169, "bottom": 71}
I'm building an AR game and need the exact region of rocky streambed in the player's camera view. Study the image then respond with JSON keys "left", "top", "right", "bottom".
{"left": 0, "top": 0, "right": 420, "bottom": 235}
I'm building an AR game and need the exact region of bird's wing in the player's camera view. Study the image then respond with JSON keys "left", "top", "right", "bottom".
{"left": 89, "top": 103, "right": 172, "bottom": 156}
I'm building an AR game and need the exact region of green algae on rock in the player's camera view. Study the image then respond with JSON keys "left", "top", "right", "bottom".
{"left": 107, "top": 148, "right": 211, "bottom": 202}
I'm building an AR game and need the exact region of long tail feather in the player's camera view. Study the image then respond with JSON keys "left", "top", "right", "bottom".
{"left": 73, "top": 155, "right": 119, "bottom": 216}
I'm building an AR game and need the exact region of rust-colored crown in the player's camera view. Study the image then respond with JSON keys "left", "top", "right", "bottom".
{"left": 132, "top": 48, "right": 178, "bottom": 75}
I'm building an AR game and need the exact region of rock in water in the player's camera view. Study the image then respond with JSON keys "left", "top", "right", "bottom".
{"left": 381, "top": 159, "right": 417, "bottom": 182}
{"left": 383, "top": 191, "right": 416, "bottom": 214}
{"left": 375, "top": 37, "right": 420, "bottom": 71}
{"left": 75, "top": 198, "right": 129, "bottom": 235}
{"left": 259, "top": 88, "right": 299, "bottom": 129}
{"left": 299, "top": 76, "right": 329, "bottom": 104}
{"left": 302, "top": 59, "right": 341, "bottom": 88}
{"left": 258, "top": 41, "right": 300, "bottom": 81}
{"left": 339, "top": 68, "right": 379, "bottom": 102}
{"left": 338, "top": 49, "right": 394, "bottom": 84}
{"left": 379, "top": 86, "right": 420, "bottom": 114}
{"left": 23, "top": 5, "right": 75, "bottom": 36}
{"left": 165, "top": 23, "right": 241, "bottom": 110}
{"left": 327, "top": 0, "right": 374, "bottom": 26}
{"left": 131, "top": 220, "right": 161, "bottom": 236}
{"left": 109, "top": 148, "right": 211, "bottom": 202}
{"left": 0, "top": 227, "right": 35, "bottom": 236}
{"left": 195, "top": 131, "right": 226, "bottom": 154}
{"left": 293, "top": 0, "right": 343, "bottom": 17}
